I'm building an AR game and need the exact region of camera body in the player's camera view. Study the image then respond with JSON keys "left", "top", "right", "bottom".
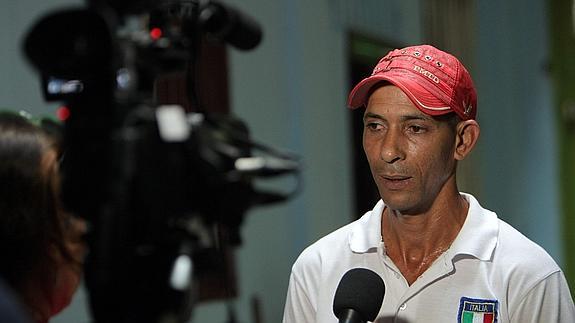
{"left": 23, "top": 1, "right": 296, "bottom": 322}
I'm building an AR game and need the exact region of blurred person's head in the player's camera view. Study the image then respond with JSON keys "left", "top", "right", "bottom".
{"left": 0, "top": 112, "right": 85, "bottom": 323}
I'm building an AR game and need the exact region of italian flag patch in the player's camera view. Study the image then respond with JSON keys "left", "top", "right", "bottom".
{"left": 457, "top": 297, "right": 498, "bottom": 323}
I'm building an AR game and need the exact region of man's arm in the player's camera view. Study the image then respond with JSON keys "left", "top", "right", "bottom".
{"left": 510, "top": 271, "right": 575, "bottom": 322}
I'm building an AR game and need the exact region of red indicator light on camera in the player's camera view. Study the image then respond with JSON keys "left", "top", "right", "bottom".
{"left": 57, "top": 106, "right": 70, "bottom": 121}
{"left": 150, "top": 27, "right": 163, "bottom": 40}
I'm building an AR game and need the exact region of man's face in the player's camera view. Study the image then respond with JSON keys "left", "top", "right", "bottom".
{"left": 363, "top": 85, "right": 457, "bottom": 214}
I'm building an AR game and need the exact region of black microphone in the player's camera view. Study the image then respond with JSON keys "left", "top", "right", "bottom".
{"left": 199, "top": 1, "right": 263, "bottom": 50}
{"left": 333, "top": 268, "right": 385, "bottom": 323}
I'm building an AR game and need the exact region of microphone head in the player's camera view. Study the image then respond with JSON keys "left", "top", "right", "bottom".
{"left": 333, "top": 268, "right": 385, "bottom": 322}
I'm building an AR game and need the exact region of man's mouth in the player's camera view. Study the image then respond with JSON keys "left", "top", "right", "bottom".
{"left": 382, "top": 175, "right": 410, "bottom": 181}
{"left": 380, "top": 174, "right": 412, "bottom": 189}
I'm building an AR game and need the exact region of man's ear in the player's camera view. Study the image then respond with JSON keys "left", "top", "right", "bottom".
{"left": 454, "top": 120, "right": 480, "bottom": 161}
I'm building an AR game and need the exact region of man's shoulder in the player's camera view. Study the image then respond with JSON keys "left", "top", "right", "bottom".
{"left": 489, "top": 218, "right": 573, "bottom": 316}
{"left": 465, "top": 193, "right": 560, "bottom": 275}
{"left": 493, "top": 218, "right": 561, "bottom": 280}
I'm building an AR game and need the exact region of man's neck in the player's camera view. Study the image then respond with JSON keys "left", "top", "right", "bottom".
{"left": 381, "top": 187, "right": 469, "bottom": 285}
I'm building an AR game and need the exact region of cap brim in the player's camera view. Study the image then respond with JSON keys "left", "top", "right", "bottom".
{"left": 347, "top": 71, "right": 453, "bottom": 117}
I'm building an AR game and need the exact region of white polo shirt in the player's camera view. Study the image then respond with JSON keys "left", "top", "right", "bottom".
{"left": 282, "top": 193, "right": 575, "bottom": 323}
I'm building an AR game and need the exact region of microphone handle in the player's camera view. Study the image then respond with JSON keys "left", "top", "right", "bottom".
{"left": 339, "top": 309, "right": 365, "bottom": 323}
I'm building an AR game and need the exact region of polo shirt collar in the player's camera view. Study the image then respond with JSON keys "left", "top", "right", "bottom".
{"left": 448, "top": 193, "right": 498, "bottom": 261}
{"left": 349, "top": 200, "right": 384, "bottom": 253}
{"left": 348, "top": 193, "right": 499, "bottom": 261}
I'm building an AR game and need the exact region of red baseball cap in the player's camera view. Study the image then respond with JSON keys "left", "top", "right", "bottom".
{"left": 348, "top": 45, "right": 477, "bottom": 120}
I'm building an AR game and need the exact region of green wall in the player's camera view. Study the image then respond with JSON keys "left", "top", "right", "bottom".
{"left": 550, "top": 0, "right": 575, "bottom": 291}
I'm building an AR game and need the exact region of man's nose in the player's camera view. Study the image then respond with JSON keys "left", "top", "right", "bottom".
{"left": 380, "top": 129, "right": 404, "bottom": 163}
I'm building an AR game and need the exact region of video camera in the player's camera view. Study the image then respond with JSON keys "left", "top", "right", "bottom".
{"left": 23, "top": 1, "right": 300, "bottom": 322}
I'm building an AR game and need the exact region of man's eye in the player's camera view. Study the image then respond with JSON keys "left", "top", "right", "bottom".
{"left": 366, "top": 122, "right": 382, "bottom": 131}
{"left": 408, "top": 125, "right": 424, "bottom": 133}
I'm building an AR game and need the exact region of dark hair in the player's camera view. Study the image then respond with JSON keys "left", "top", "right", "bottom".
{"left": 435, "top": 111, "right": 462, "bottom": 131}
{"left": 0, "top": 112, "right": 69, "bottom": 293}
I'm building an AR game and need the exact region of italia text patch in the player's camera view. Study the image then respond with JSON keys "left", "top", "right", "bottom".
{"left": 457, "top": 297, "right": 498, "bottom": 323}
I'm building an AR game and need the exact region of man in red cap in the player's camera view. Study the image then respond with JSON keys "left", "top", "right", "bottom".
{"left": 283, "top": 45, "right": 574, "bottom": 322}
